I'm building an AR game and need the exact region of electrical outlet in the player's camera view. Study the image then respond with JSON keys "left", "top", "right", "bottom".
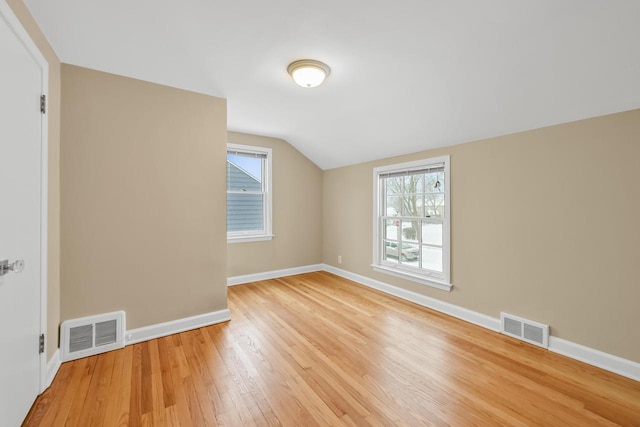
{"left": 338, "top": 255, "right": 342, "bottom": 264}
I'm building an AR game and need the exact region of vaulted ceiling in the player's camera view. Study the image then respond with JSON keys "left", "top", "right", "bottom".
{"left": 24, "top": 0, "right": 640, "bottom": 169}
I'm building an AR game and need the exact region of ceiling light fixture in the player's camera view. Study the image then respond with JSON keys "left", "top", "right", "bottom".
{"left": 287, "top": 59, "right": 331, "bottom": 88}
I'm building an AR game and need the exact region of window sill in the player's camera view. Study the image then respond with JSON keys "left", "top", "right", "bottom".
{"left": 371, "top": 265, "right": 452, "bottom": 292}
{"left": 227, "top": 234, "right": 274, "bottom": 244}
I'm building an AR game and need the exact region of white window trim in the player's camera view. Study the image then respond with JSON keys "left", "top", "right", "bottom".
{"left": 227, "top": 143, "right": 273, "bottom": 243}
{"left": 372, "top": 155, "right": 452, "bottom": 291}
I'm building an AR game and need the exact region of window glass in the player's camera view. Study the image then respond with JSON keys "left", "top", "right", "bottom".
{"left": 226, "top": 144, "right": 272, "bottom": 242}
{"left": 374, "top": 156, "right": 450, "bottom": 288}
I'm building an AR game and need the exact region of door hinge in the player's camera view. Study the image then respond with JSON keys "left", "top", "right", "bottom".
{"left": 39, "top": 334, "right": 45, "bottom": 354}
{"left": 40, "top": 94, "right": 46, "bottom": 114}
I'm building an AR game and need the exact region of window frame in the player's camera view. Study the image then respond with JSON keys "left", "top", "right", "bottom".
{"left": 226, "top": 143, "right": 273, "bottom": 243}
{"left": 372, "top": 155, "right": 452, "bottom": 291}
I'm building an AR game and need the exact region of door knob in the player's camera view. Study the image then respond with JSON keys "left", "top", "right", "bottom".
{"left": 0, "top": 259, "right": 25, "bottom": 276}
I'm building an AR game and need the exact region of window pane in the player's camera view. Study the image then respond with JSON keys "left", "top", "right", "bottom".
{"left": 384, "top": 240, "right": 419, "bottom": 264}
{"left": 424, "top": 194, "right": 445, "bottom": 218}
{"left": 404, "top": 174, "right": 423, "bottom": 194}
{"left": 385, "top": 196, "right": 402, "bottom": 217}
{"left": 402, "top": 220, "right": 419, "bottom": 244}
{"left": 401, "top": 193, "right": 421, "bottom": 217}
{"left": 421, "top": 221, "right": 443, "bottom": 246}
{"left": 227, "top": 155, "right": 262, "bottom": 191}
{"left": 415, "top": 194, "right": 425, "bottom": 218}
{"left": 385, "top": 176, "right": 403, "bottom": 195}
{"left": 400, "top": 243, "right": 420, "bottom": 266}
{"left": 424, "top": 171, "right": 444, "bottom": 193}
{"left": 382, "top": 240, "right": 397, "bottom": 262}
{"left": 227, "top": 193, "right": 264, "bottom": 231}
{"left": 437, "top": 171, "right": 445, "bottom": 192}
{"left": 421, "top": 246, "right": 443, "bottom": 272}
{"left": 384, "top": 219, "right": 400, "bottom": 240}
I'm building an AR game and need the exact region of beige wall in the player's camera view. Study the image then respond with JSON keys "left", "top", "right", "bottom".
{"left": 8, "top": 0, "right": 61, "bottom": 360}
{"left": 61, "top": 65, "right": 228, "bottom": 329}
{"left": 323, "top": 109, "right": 640, "bottom": 363}
{"left": 227, "top": 132, "right": 323, "bottom": 277}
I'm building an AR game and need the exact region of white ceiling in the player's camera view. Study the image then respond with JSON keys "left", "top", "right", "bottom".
{"left": 24, "top": 0, "right": 640, "bottom": 170}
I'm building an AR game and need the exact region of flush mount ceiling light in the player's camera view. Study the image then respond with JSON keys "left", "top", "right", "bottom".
{"left": 287, "top": 59, "right": 331, "bottom": 88}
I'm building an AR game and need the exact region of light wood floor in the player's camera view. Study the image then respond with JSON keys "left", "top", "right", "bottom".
{"left": 24, "top": 272, "right": 640, "bottom": 426}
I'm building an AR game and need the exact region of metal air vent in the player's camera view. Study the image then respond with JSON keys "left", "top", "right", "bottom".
{"left": 500, "top": 312, "right": 549, "bottom": 348}
{"left": 61, "top": 311, "right": 126, "bottom": 361}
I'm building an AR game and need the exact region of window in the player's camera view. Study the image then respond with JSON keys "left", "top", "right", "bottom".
{"left": 227, "top": 143, "right": 272, "bottom": 242}
{"left": 372, "top": 155, "right": 451, "bottom": 291}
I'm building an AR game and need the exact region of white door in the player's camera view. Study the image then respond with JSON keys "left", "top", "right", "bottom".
{"left": 0, "top": 6, "right": 45, "bottom": 426}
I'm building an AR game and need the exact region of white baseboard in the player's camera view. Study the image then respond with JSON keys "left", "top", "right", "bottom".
{"left": 549, "top": 337, "right": 640, "bottom": 382}
{"left": 227, "top": 264, "right": 324, "bottom": 286}
{"left": 323, "top": 264, "right": 500, "bottom": 332}
{"left": 45, "top": 349, "right": 61, "bottom": 389}
{"left": 322, "top": 264, "right": 640, "bottom": 382}
{"left": 125, "top": 309, "right": 231, "bottom": 346}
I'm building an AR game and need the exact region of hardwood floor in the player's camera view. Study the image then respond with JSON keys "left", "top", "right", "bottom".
{"left": 24, "top": 271, "right": 640, "bottom": 426}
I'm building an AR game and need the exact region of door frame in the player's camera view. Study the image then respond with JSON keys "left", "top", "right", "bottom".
{"left": 0, "top": 0, "right": 49, "bottom": 394}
